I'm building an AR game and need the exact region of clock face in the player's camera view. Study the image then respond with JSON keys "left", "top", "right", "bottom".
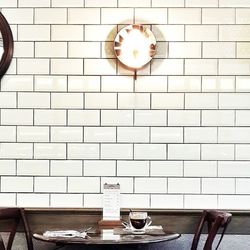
{"left": 114, "top": 24, "right": 156, "bottom": 69}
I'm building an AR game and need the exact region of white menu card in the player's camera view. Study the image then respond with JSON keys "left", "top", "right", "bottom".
{"left": 103, "top": 183, "right": 120, "bottom": 221}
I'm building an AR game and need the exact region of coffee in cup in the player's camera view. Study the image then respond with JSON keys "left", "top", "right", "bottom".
{"left": 129, "top": 212, "right": 152, "bottom": 230}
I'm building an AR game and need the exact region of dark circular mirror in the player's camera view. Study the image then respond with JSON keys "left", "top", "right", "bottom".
{"left": 0, "top": 12, "right": 13, "bottom": 79}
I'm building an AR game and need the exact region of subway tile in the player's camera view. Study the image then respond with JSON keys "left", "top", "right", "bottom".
{"left": 121, "top": 194, "right": 150, "bottom": 209}
{"left": 85, "top": 93, "right": 117, "bottom": 109}
{"left": 236, "top": 145, "right": 250, "bottom": 160}
{"left": 0, "top": 194, "right": 16, "bottom": 206}
{"left": 185, "top": 59, "right": 217, "bottom": 75}
{"left": 1, "top": 75, "right": 33, "bottom": 92}
{"left": 102, "top": 76, "right": 133, "bottom": 92}
{"left": 236, "top": 110, "right": 250, "bottom": 126}
{"left": 169, "top": 8, "right": 201, "bottom": 24}
{"left": 186, "top": 25, "right": 218, "bottom": 41}
{"left": 18, "top": 93, "right": 50, "bottom": 108}
{"left": 17, "top": 160, "right": 49, "bottom": 176}
{"left": 35, "top": 177, "right": 66, "bottom": 193}
{"left": 68, "top": 144, "right": 99, "bottom": 159}
{"left": 168, "top": 178, "right": 200, "bottom": 194}
{"left": 220, "top": 93, "right": 250, "bottom": 109}
{"left": 118, "top": 93, "right": 150, "bottom": 109}
{"left": 52, "top": 25, "right": 83, "bottom": 41}
{"left": 202, "top": 8, "right": 235, "bottom": 24}
{"left": 2, "top": 8, "right": 33, "bottom": 24}
{"left": 185, "top": 93, "right": 218, "bottom": 109}
{"left": 101, "top": 177, "right": 133, "bottom": 193}
{"left": 202, "top": 144, "right": 234, "bottom": 160}
{"left": 51, "top": 127, "right": 83, "bottom": 142}
{"left": 35, "top": 42, "right": 67, "bottom": 58}
{"left": 151, "top": 127, "right": 183, "bottom": 143}
{"left": 203, "top": 42, "right": 235, "bottom": 58}
{"left": 51, "top": 59, "right": 83, "bottom": 75}
{"left": 152, "top": 0, "right": 184, "bottom": 7}
{"left": 68, "top": 110, "right": 100, "bottom": 126}
{"left": 84, "top": 127, "right": 116, "bottom": 143}
{"left": 184, "top": 161, "right": 217, "bottom": 177}
{"left": 0, "top": 160, "right": 16, "bottom": 175}
{"left": 152, "top": 93, "right": 184, "bottom": 109}
{"left": 18, "top": 0, "right": 50, "bottom": 7}
{"left": 101, "top": 144, "right": 133, "bottom": 159}
{"left": 152, "top": 25, "right": 184, "bottom": 41}
{"left": 169, "top": 42, "right": 201, "bottom": 58}
{"left": 101, "top": 110, "right": 133, "bottom": 126}
{"left": 84, "top": 194, "right": 102, "bottom": 207}
{"left": 34, "top": 143, "right": 66, "bottom": 159}
{"left": 18, "top": 25, "right": 50, "bottom": 41}
{"left": 168, "top": 144, "right": 200, "bottom": 160}
{"left": 135, "top": 178, "right": 167, "bottom": 193}
{"left": 68, "top": 8, "right": 100, "bottom": 24}
{"left": 102, "top": 8, "right": 133, "bottom": 24}
{"left": 186, "top": 0, "right": 218, "bottom": 7}
{"left": 51, "top": 93, "right": 84, "bottom": 109}
{"left": 69, "top": 42, "right": 100, "bottom": 58}
{"left": 0, "top": 92, "right": 16, "bottom": 108}
{"left": 237, "top": 43, "right": 250, "bottom": 58}
{"left": 85, "top": 25, "right": 117, "bottom": 41}
{"left": 219, "top": 128, "right": 250, "bottom": 143}
{"left": 168, "top": 110, "right": 200, "bottom": 126}
{"left": 218, "top": 161, "right": 250, "bottom": 177}
{"left": 220, "top": 25, "right": 250, "bottom": 41}
{"left": 202, "top": 178, "right": 235, "bottom": 194}
{"left": 117, "top": 127, "right": 149, "bottom": 143}
{"left": 18, "top": 59, "right": 49, "bottom": 75}
{"left": 119, "top": 0, "right": 150, "bottom": 7}
{"left": 1, "top": 109, "right": 33, "bottom": 125}
{"left": 150, "top": 161, "right": 183, "bottom": 177}
{"left": 135, "top": 8, "right": 168, "bottom": 24}
{"left": 1, "top": 177, "right": 33, "bottom": 192}
{"left": 185, "top": 127, "right": 217, "bottom": 143}
{"left": 155, "top": 42, "right": 168, "bottom": 58}
{"left": 17, "top": 126, "right": 49, "bottom": 142}
{"left": 17, "top": 194, "right": 49, "bottom": 207}
{"left": 134, "top": 144, "right": 167, "bottom": 160}
{"left": 220, "top": 0, "right": 250, "bottom": 7}
{"left": 68, "top": 76, "right": 100, "bottom": 92}
{"left": 202, "top": 76, "right": 235, "bottom": 92}
{"left": 85, "top": 0, "right": 117, "bottom": 7}
{"left": 0, "top": 0, "right": 17, "bottom": 7}
{"left": 220, "top": 59, "right": 250, "bottom": 75}
{"left": 35, "top": 8, "right": 67, "bottom": 24}
{"left": 219, "top": 195, "right": 250, "bottom": 209}
{"left": 35, "top": 76, "right": 67, "bottom": 92}
{"left": 84, "top": 160, "right": 116, "bottom": 176}
{"left": 14, "top": 42, "right": 34, "bottom": 58}
{"left": 117, "top": 161, "right": 149, "bottom": 176}
{"left": 0, "top": 143, "right": 32, "bottom": 159}
{"left": 184, "top": 195, "right": 217, "bottom": 209}
{"left": 6, "top": 59, "right": 17, "bottom": 75}
{"left": 51, "top": 194, "right": 83, "bottom": 207}
{"left": 151, "top": 59, "right": 183, "bottom": 75}
{"left": 35, "top": 110, "right": 66, "bottom": 126}
{"left": 85, "top": 59, "right": 116, "bottom": 75}
{"left": 135, "top": 76, "right": 168, "bottom": 92}
{"left": 51, "top": 160, "right": 82, "bottom": 176}
{"left": 52, "top": 0, "right": 83, "bottom": 7}
{"left": 202, "top": 110, "right": 235, "bottom": 126}
{"left": 236, "top": 9, "right": 250, "bottom": 24}
{"left": 236, "top": 179, "right": 250, "bottom": 194}
{"left": 151, "top": 195, "right": 183, "bottom": 209}
{"left": 168, "top": 76, "right": 201, "bottom": 92}
{"left": 135, "top": 110, "right": 167, "bottom": 126}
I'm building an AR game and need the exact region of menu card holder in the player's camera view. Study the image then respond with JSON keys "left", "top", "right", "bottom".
{"left": 98, "top": 183, "right": 122, "bottom": 228}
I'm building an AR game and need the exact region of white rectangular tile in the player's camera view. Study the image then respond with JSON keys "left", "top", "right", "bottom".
{"left": 135, "top": 110, "right": 167, "bottom": 126}
{"left": 202, "top": 8, "right": 235, "bottom": 24}
{"left": 117, "top": 127, "right": 149, "bottom": 143}
{"left": 35, "top": 110, "right": 66, "bottom": 126}
{"left": 184, "top": 161, "right": 217, "bottom": 177}
{"left": 68, "top": 144, "right": 99, "bottom": 159}
{"left": 0, "top": 143, "right": 33, "bottom": 159}
{"left": 84, "top": 160, "right": 116, "bottom": 176}
{"left": 17, "top": 126, "right": 49, "bottom": 142}
{"left": 68, "top": 177, "right": 100, "bottom": 193}
{"left": 19, "top": 0, "right": 50, "bottom": 7}
{"left": 237, "top": 43, "right": 250, "bottom": 58}
{"left": 17, "top": 160, "right": 49, "bottom": 176}
{"left": 219, "top": 59, "right": 250, "bottom": 75}
{"left": 135, "top": 8, "right": 168, "bottom": 24}
{"left": 52, "top": 0, "right": 84, "bottom": 7}
{"left": 0, "top": 92, "right": 16, "bottom": 108}
{"left": 184, "top": 195, "right": 217, "bottom": 209}
{"left": 135, "top": 178, "right": 167, "bottom": 193}
{"left": 119, "top": 0, "right": 150, "bottom": 7}
{"left": 169, "top": 8, "right": 201, "bottom": 24}
{"left": 168, "top": 144, "right": 200, "bottom": 160}
{"left": 203, "top": 42, "right": 235, "bottom": 58}
{"left": 135, "top": 76, "right": 168, "bottom": 92}
{"left": 151, "top": 195, "right": 183, "bottom": 209}
{"left": 101, "top": 110, "right": 133, "bottom": 126}
{"left": 151, "top": 59, "right": 183, "bottom": 75}
{"left": 118, "top": 93, "right": 150, "bottom": 109}
{"left": 68, "top": 110, "right": 100, "bottom": 126}
{"left": 219, "top": 128, "right": 250, "bottom": 143}
{"left": 152, "top": 93, "right": 184, "bottom": 109}
{"left": 168, "top": 178, "right": 200, "bottom": 194}
{"left": 52, "top": 25, "right": 83, "bottom": 41}
{"left": 35, "top": 8, "right": 67, "bottom": 24}
{"left": 220, "top": 0, "right": 250, "bottom": 7}
{"left": 84, "top": 127, "right": 116, "bottom": 143}
{"left": 51, "top": 160, "right": 82, "bottom": 176}
{"left": 85, "top": 93, "right": 116, "bottom": 109}
{"left": 220, "top": 25, "right": 250, "bottom": 41}
{"left": 202, "top": 144, "right": 234, "bottom": 160}
{"left": 186, "top": 0, "right": 218, "bottom": 7}
{"left": 168, "top": 76, "right": 201, "bottom": 92}
{"left": 35, "top": 42, "right": 67, "bottom": 58}
{"left": 34, "top": 143, "right": 66, "bottom": 160}
{"left": 1, "top": 177, "right": 33, "bottom": 192}
{"left": 84, "top": 194, "right": 102, "bottom": 207}
{"left": 85, "top": 59, "right": 116, "bottom": 75}
{"left": 219, "top": 161, "right": 250, "bottom": 177}
{"left": 168, "top": 110, "right": 200, "bottom": 126}
{"left": 1, "top": 109, "right": 33, "bottom": 125}
{"left": 185, "top": 127, "right": 217, "bottom": 143}
{"left": 185, "top": 59, "right": 217, "bottom": 75}
{"left": 85, "top": 0, "right": 116, "bottom": 7}
{"left": 202, "top": 110, "right": 234, "bottom": 126}
{"left": 202, "top": 178, "right": 235, "bottom": 194}
{"left": 0, "top": 0, "right": 17, "bottom": 7}
{"left": 236, "top": 179, "right": 250, "bottom": 194}
{"left": 69, "top": 42, "right": 100, "bottom": 58}
{"left": 152, "top": 0, "right": 184, "bottom": 7}
{"left": 85, "top": 25, "right": 116, "bottom": 41}
{"left": 51, "top": 93, "right": 84, "bottom": 109}
{"left": 68, "top": 8, "right": 100, "bottom": 24}
{"left": 102, "top": 76, "right": 133, "bottom": 92}
{"left": 186, "top": 25, "right": 218, "bottom": 41}
{"left": 151, "top": 161, "right": 183, "bottom": 177}
{"left": 35, "top": 177, "right": 66, "bottom": 193}
{"left": 102, "top": 8, "right": 133, "bottom": 24}
{"left": 202, "top": 76, "right": 235, "bottom": 92}
{"left": 219, "top": 195, "right": 250, "bottom": 209}
{"left": 134, "top": 144, "right": 167, "bottom": 160}
{"left": 121, "top": 194, "right": 150, "bottom": 209}
{"left": 18, "top": 59, "right": 49, "bottom": 75}
{"left": 0, "top": 194, "right": 16, "bottom": 206}
{"left": 51, "top": 127, "right": 83, "bottom": 143}
{"left": 185, "top": 93, "right": 218, "bottom": 109}
{"left": 117, "top": 161, "right": 149, "bottom": 176}
{"left": 0, "top": 160, "right": 16, "bottom": 175}
{"left": 236, "top": 145, "right": 250, "bottom": 160}
{"left": 18, "top": 93, "right": 50, "bottom": 108}
{"left": 18, "top": 25, "right": 50, "bottom": 41}
{"left": 236, "top": 9, "right": 250, "bottom": 24}
{"left": 1, "top": 75, "right": 33, "bottom": 92}
{"left": 101, "top": 144, "right": 133, "bottom": 159}
{"left": 14, "top": 42, "right": 34, "bottom": 58}
{"left": 51, "top": 194, "right": 83, "bottom": 207}
{"left": 169, "top": 42, "right": 201, "bottom": 58}
{"left": 35, "top": 76, "right": 67, "bottom": 92}
{"left": 152, "top": 25, "right": 184, "bottom": 41}
{"left": 2, "top": 8, "right": 33, "bottom": 24}
{"left": 17, "top": 194, "right": 49, "bottom": 207}
{"left": 151, "top": 127, "right": 183, "bottom": 143}
{"left": 68, "top": 76, "right": 100, "bottom": 92}
{"left": 51, "top": 59, "right": 83, "bottom": 75}
{"left": 220, "top": 93, "right": 250, "bottom": 109}
{"left": 236, "top": 110, "right": 250, "bottom": 126}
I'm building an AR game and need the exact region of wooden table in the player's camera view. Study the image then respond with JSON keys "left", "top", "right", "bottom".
{"left": 33, "top": 226, "right": 181, "bottom": 249}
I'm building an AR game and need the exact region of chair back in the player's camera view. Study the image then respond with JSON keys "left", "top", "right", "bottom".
{"left": 191, "top": 210, "right": 232, "bottom": 250}
{"left": 0, "top": 208, "right": 33, "bottom": 250}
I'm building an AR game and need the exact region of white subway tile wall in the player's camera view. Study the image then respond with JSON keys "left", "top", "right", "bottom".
{"left": 0, "top": 0, "right": 249, "bottom": 209}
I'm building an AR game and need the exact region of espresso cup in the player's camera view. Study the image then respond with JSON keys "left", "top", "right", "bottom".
{"left": 129, "top": 212, "right": 152, "bottom": 230}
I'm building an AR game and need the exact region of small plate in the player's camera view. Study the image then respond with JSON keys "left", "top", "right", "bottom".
{"left": 123, "top": 228, "right": 146, "bottom": 234}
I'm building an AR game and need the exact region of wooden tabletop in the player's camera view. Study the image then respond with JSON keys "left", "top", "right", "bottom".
{"left": 33, "top": 227, "right": 181, "bottom": 245}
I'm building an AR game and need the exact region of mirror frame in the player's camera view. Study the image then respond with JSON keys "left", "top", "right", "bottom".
{"left": 0, "top": 12, "right": 13, "bottom": 79}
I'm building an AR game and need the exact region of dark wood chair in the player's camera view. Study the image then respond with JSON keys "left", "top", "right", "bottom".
{"left": 0, "top": 207, "right": 33, "bottom": 250}
{"left": 191, "top": 210, "right": 232, "bottom": 250}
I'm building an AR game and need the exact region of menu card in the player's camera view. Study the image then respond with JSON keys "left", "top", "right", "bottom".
{"left": 103, "top": 183, "right": 120, "bottom": 221}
